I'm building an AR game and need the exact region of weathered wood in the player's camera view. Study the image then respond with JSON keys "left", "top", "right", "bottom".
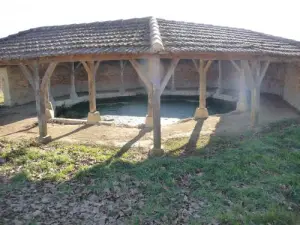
{"left": 19, "top": 63, "right": 35, "bottom": 89}
{"left": 88, "top": 61, "right": 97, "bottom": 113}
{"left": 70, "top": 62, "right": 78, "bottom": 99}
{"left": 204, "top": 60, "right": 212, "bottom": 74}
{"left": 33, "top": 62, "right": 47, "bottom": 138}
{"left": 251, "top": 86, "right": 259, "bottom": 127}
{"left": 192, "top": 59, "right": 199, "bottom": 71}
{"left": 258, "top": 61, "right": 270, "bottom": 85}
{"left": 171, "top": 70, "right": 176, "bottom": 91}
{"left": 119, "top": 60, "right": 125, "bottom": 94}
{"left": 245, "top": 60, "right": 270, "bottom": 127}
{"left": 159, "top": 58, "right": 179, "bottom": 95}
{"left": 129, "top": 59, "right": 151, "bottom": 91}
{"left": 199, "top": 60, "right": 206, "bottom": 109}
{"left": 216, "top": 60, "right": 222, "bottom": 95}
{"left": 149, "top": 56, "right": 162, "bottom": 152}
{"left": 1, "top": 52, "right": 298, "bottom": 66}
{"left": 230, "top": 60, "right": 241, "bottom": 72}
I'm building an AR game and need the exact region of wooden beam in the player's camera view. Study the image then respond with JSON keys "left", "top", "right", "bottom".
{"left": 129, "top": 59, "right": 151, "bottom": 91}
{"left": 159, "top": 58, "right": 179, "bottom": 95}
{"left": 41, "top": 62, "right": 58, "bottom": 91}
{"left": 0, "top": 52, "right": 299, "bottom": 66}
{"left": 81, "top": 61, "right": 92, "bottom": 75}
{"left": 204, "top": 60, "right": 213, "bottom": 74}
{"left": 19, "top": 63, "right": 35, "bottom": 89}
{"left": 258, "top": 61, "right": 270, "bottom": 85}
{"left": 230, "top": 60, "right": 241, "bottom": 72}
{"left": 192, "top": 59, "right": 199, "bottom": 71}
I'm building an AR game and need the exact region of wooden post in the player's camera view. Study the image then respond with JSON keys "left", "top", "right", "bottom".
{"left": 243, "top": 60, "right": 269, "bottom": 127}
{"left": 171, "top": 72, "right": 176, "bottom": 92}
{"left": 236, "top": 66, "right": 248, "bottom": 112}
{"left": 119, "top": 60, "right": 125, "bottom": 94}
{"left": 70, "top": 62, "right": 78, "bottom": 100}
{"left": 82, "top": 61, "right": 101, "bottom": 124}
{"left": 216, "top": 60, "right": 222, "bottom": 95}
{"left": 194, "top": 60, "right": 212, "bottom": 119}
{"left": 33, "top": 62, "right": 48, "bottom": 140}
{"left": 149, "top": 56, "right": 163, "bottom": 155}
{"left": 88, "top": 61, "right": 97, "bottom": 113}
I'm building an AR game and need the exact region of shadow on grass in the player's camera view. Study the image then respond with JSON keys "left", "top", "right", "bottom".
{"left": 1, "top": 119, "right": 300, "bottom": 224}
{"left": 105, "top": 127, "right": 152, "bottom": 165}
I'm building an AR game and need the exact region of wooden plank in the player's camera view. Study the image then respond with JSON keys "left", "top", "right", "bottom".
{"left": 159, "top": 58, "right": 179, "bottom": 95}
{"left": 129, "top": 59, "right": 151, "bottom": 91}
{"left": 19, "top": 63, "right": 35, "bottom": 89}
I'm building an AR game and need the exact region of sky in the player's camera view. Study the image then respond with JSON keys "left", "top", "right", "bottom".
{"left": 1, "top": 0, "right": 299, "bottom": 40}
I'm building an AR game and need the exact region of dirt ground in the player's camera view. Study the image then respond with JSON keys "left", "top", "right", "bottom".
{"left": 0, "top": 94, "right": 299, "bottom": 148}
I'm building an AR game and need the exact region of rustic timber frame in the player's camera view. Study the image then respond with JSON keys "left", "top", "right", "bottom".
{"left": 2, "top": 16, "right": 299, "bottom": 154}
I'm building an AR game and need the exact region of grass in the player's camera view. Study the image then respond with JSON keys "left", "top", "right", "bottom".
{"left": 0, "top": 120, "right": 300, "bottom": 224}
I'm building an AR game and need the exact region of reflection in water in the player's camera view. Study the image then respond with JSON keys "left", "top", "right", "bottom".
{"left": 56, "top": 96, "right": 236, "bottom": 126}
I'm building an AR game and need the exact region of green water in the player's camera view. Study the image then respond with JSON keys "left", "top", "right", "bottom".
{"left": 56, "top": 96, "right": 236, "bottom": 125}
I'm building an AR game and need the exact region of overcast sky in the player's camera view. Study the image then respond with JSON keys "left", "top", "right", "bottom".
{"left": 1, "top": 0, "right": 299, "bottom": 41}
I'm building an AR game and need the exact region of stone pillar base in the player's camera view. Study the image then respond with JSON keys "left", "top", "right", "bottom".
{"left": 37, "top": 135, "right": 52, "bottom": 144}
{"left": 194, "top": 107, "right": 209, "bottom": 119}
{"left": 145, "top": 115, "right": 153, "bottom": 128}
{"left": 236, "top": 101, "right": 248, "bottom": 112}
{"left": 46, "top": 109, "right": 55, "bottom": 120}
{"left": 149, "top": 146, "right": 164, "bottom": 157}
{"left": 87, "top": 111, "right": 101, "bottom": 124}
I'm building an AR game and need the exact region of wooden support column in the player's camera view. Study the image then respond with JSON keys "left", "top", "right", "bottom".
{"left": 81, "top": 61, "right": 101, "bottom": 124}
{"left": 243, "top": 60, "right": 270, "bottom": 127}
{"left": 194, "top": 59, "right": 212, "bottom": 119}
{"left": 216, "top": 60, "right": 223, "bottom": 95}
{"left": 119, "top": 60, "right": 125, "bottom": 94}
{"left": 149, "top": 56, "right": 163, "bottom": 155}
{"left": 231, "top": 60, "right": 248, "bottom": 112}
{"left": 70, "top": 62, "right": 78, "bottom": 100}
{"left": 130, "top": 58, "right": 179, "bottom": 130}
{"left": 29, "top": 62, "right": 58, "bottom": 142}
{"left": 171, "top": 72, "right": 176, "bottom": 92}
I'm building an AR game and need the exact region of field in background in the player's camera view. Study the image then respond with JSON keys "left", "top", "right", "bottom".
{"left": 0, "top": 120, "right": 300, "bottom": 224}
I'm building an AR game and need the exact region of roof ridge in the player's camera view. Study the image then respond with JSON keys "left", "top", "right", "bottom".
{"left": 149, "top": 17, "right": 164, "bottom": 52}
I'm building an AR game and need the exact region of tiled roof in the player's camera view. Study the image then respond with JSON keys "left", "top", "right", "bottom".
{"left": 0, "top": 17, "right": 300, "bottom": 61}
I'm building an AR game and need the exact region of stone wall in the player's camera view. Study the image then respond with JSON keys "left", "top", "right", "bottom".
{"left": 283, "top": 62, "right": 300, "bottom": 110}
{"left": 2, "top": 60, "right": 293, "bottom": 107}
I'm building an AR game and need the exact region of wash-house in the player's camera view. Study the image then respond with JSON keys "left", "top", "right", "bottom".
{"left": 1, "top": 17, "right": 300, "bottom": 154}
